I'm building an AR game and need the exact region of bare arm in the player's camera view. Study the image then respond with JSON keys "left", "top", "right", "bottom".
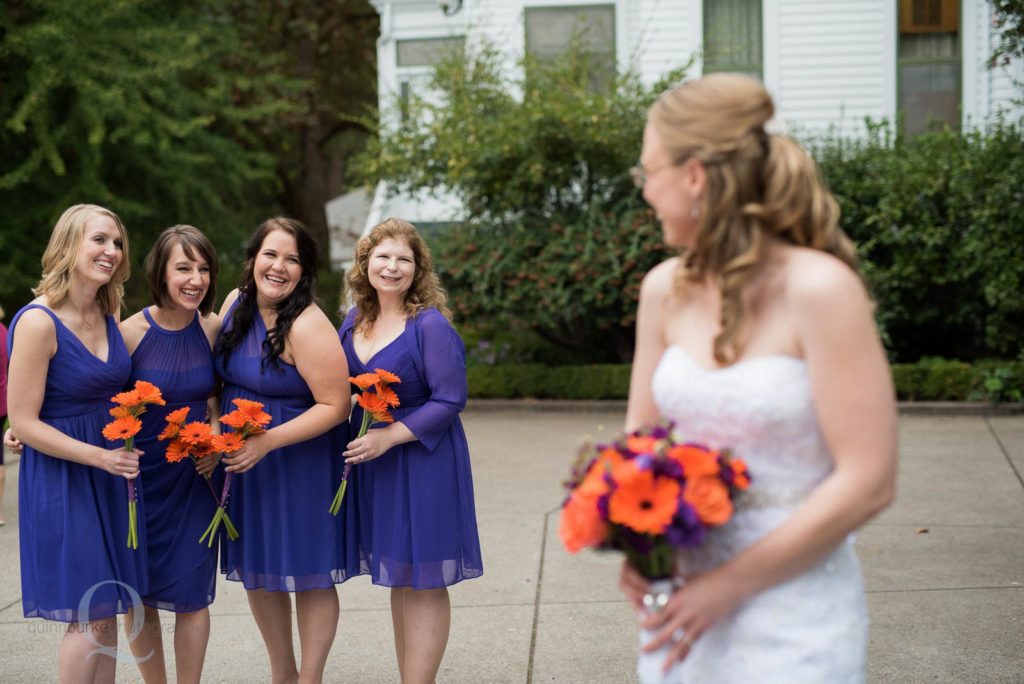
{"left": 625, "top": 259, "right": 675, "bottom": 432}
{"left": 8, "top": 309, "right": 140, "bottom": 477}
{"left": 222, "top": 305, "right": 351, "bottom": 473}
{"left": 643, "top": 255, "right": 897, "bottom": 661}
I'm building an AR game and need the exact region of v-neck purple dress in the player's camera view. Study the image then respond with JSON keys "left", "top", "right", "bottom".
{"left": 339, "top": 307, "right": 483, "bottom": 589}
{"left": 214, "top": 300, "right": 352, "bottom": 592}
{"left": 130, "top": 308, "right": 218, "bottom": 612}
{"left": 8, "top": 304, "right": 148, "bottom": 622}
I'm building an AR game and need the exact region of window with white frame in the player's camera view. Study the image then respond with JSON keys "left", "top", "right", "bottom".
{"left": 524, "top": 4, "right": 616, "bottom": 89}
{"left": 396, "top": 36, "right": 465, "bottom": 121}
{"left": 703, "top": 0, "right": 763, "bottom": 78}
{"left": 898, "top": 0, "right": 961, "bottom": 135}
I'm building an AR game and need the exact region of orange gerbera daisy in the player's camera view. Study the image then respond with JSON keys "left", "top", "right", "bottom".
{"left": 109, "top": 406, "right": 133, "bottom": 419}
{"left": 667, "top": 445, "right": 720, "bottom": 479}
{"left": 626, "top": 435, "right": 661, "bottom": 455}
{"left": 165, "top": 439, "right": 189, "bottom": 463}
{"left": 349, "top": 373, "right": 380, "bottom": 390}
{"left": 219, "top": 411, "right": 248, "bottom": 430}
{"left": 558, "top": 491, "right": 609, "bottom": 554}
{"left": 683, "top": 476, "right": 733, "bottom": 526}
{"left": 111, "top": 389, "right": 142, "bottom": 407}
{"left": 158, "top": 422, "right": 180, "bottom": 441}
{"left": 166, "top": 407, "right": 190, "bottom": 425}
{"left": 730, "top": 458, "right": 751, "bottom": 490}
{"left": 356, "top": 393, "right": 394, "bottom": 423}
{"left": 231, "top": 399, "right": 271, "bottom": 426}
{"left": 190, "top": 440, "right": 214, "bottom": 459}
{"left": 376, "top": 383, "right": 401, "bottom": 408}
{"left": 212, "top": 432, "right": 245, "bottom": 454}
{"left": 608, "top": 467, "right": 680, "bottom": 535}
{"left": 103, "top": 416, "right": 143, "bottom": 442}
{"left": 374, "top": 368, "right": 401, "bottom": 385}
{"left": 179, "top": 422, "right": 212, "bottom": 446}
{"left": 134, "top": 381, "right": 165, "bottom": 406}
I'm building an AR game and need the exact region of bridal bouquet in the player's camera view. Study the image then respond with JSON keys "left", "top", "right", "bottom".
{"left": 103, "top": 380, "right": 166, "bottom": 549}
{"left": 558, "top": 422, "right": 750, "bottom": 683}
{"left": 559, "top": 422, "right": 750, "bottom": 573}
{"left": 159, "top": 407, "right": 238, "bottom": 542}
{"left": 329, "top": 368, "right": 401, "bottom": 515}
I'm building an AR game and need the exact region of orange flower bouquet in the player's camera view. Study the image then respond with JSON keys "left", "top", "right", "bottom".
{"left": 560, "top": 422, "right": 750, "bottom": 576}
{"left": 158, "top": 407, "right": 238, "bottom": 542}
{"left": 198, "top": 398, "right": 271, "bottom": 547}
{"left": 103, "top": 380, "right": 166, "bottom": 549}
{"left": 558, "top": 422, "right": 750, "bottom": 683}
{"left": 329, "top": 369, "right": 400, "bottom": 515}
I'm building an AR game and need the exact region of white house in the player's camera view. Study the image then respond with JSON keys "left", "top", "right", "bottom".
{"left": 326, "top": 0, "right": 1023, "bottom": 258}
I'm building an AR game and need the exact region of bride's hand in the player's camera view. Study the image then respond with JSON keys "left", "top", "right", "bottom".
{"left": 640, "top": 568, "right": 743, "bottom": 670}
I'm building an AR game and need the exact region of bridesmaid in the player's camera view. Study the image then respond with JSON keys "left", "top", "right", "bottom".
{"left": 214, "top": 217, "right": 351, "bottom": 683}
{"left": 118, "top": 225, "right": 222, "bottom": 683}
{"left": 339, "top": 217, "right": 483, "bottom": 684}
{"left": 7, "top": 204, "right": 147, "bottom": 683}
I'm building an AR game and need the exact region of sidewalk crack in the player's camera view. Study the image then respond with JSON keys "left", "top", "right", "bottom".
{"left": 986, "top": 417, "right": 1024, "bottom": 491}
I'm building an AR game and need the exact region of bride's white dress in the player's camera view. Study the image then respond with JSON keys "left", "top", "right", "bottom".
{"left": 652, "top": 345, "right": 868, "bottom": 683}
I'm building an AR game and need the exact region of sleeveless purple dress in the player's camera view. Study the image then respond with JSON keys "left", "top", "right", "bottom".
{"left": 130, "top": 308, "right": 218, "bottom": 612}
{"left": 8, "top": 304, "right": 148, "bottom": 622}
{"left": 214, "top": 300, "right": 352, "bottom": 591}
{"left": 339, "top": 307, "right": 483, "bottom": 588}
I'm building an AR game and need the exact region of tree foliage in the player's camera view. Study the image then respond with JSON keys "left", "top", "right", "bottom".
{"left": 814, "top": 119, "right": 1024, "bottom": 361}
{"left": 988, "top": 0, "right": 1024, "bottom": 68}
{"left": 357, "top": 41, "right": 690, "bottom": 361}
{"left": 0, "top": 0, "right": 302, "bottom": 314}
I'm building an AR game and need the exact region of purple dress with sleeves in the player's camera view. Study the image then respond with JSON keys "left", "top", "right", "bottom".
{"left": 339, "top": 307, "right": 483, "bottom": 588}
{"left": 8, "top": 304, "right": 148, "bottom": 621}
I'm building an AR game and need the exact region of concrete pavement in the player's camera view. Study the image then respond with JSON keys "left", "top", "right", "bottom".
{"left": 0, "top": 409, "right": 1022, "bottom": 682}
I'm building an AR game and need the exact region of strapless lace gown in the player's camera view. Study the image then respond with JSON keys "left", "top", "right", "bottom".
{"left": 652, "top": 345, "right": 868, "bottom": 683}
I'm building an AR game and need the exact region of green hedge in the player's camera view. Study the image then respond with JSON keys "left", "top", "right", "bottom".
{"left": 468, "top": 359, "right": 1024, "bottom": 402}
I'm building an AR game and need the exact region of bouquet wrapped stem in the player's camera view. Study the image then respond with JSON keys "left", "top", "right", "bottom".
{"left": 104, "top": 381, "right": 166, "bottom": 550}
{"left": 329, "top": 369, "right": 400, "bottom": 516}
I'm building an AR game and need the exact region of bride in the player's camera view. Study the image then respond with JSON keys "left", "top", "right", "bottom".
{"left": 619, "top": 73, "right": 898, "bottom": 682}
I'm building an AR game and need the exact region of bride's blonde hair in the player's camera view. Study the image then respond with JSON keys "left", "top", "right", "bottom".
{"left": 648, "top": 73, "right": 859, "bottom": 364}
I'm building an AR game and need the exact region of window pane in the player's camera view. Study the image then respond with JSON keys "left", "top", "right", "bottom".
{"left": 900, "top": 62, "right": 959, "bottom": 134}
{"left": 525, "top": 6, "right": 615, "bottom": 60}
{"left": 397, "top": 37, "right": 465, "bottom": 68}
{"left": 704, "top": 0, "right": 762, "bottom": 76}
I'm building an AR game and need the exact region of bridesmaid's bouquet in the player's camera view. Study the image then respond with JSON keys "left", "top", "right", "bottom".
{"left": 159, "top": 407, "right": 238, "bottom": 542}
{"left": 198, "top": 398, "right": 271, "bottom": 547}
{"left": 329, "top": 368, "right": 401, "bottom": 515}
{"left": 559, "top": 421, "right": 750, "bottom": 577}
{"left": 103, "top": 380, "right": 166, "bottom": 549}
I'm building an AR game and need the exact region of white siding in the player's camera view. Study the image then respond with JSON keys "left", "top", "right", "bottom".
{"left": 964, "top": 0, "right": 1024, "bottom": 127}
{"left": 766, "top": 0, "right": 892, "bottom": 136}
{"left": 631, "top": 0, "right": 700, "bottom": 85}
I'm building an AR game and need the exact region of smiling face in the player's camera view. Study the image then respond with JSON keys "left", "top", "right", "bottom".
{"left": 74, "top": 214, "right": 124, "bottom": 286}
{"left": 640, "top": 123, "right": 704, "bottom": 248}
{"left": 253, "top": 228, "right": 302, "bottom": 307}
{"left": 367, "top": 237, "right": 416, "bottom": 298}
{"left": 162, "top": 242, "right": 211, "bottom": 313}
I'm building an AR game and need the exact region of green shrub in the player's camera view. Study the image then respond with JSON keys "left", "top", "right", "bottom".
{"left": 467, "top": 358, "right": 1023, "bottom": 402}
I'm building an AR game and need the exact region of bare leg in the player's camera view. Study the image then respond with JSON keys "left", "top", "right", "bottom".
{"left": 390, "top": 589, "right": 406, "bottom": 681}
{"left": 58, "top": 617, "right": 117, "bottom": 684}
{"left": 294, "top": 588, "right": 340, "bottom": 684}
{"left": 173, "top": 608, "right": 211, "bottom": 684}
{"left": 397, "top": 587, "right": 450, "bottom": 684}
{"left": 124, "top": 606, "right": 166, "bottom": 683}
{"left": 247, "top": 589, "right": 298, "bottom": 684}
